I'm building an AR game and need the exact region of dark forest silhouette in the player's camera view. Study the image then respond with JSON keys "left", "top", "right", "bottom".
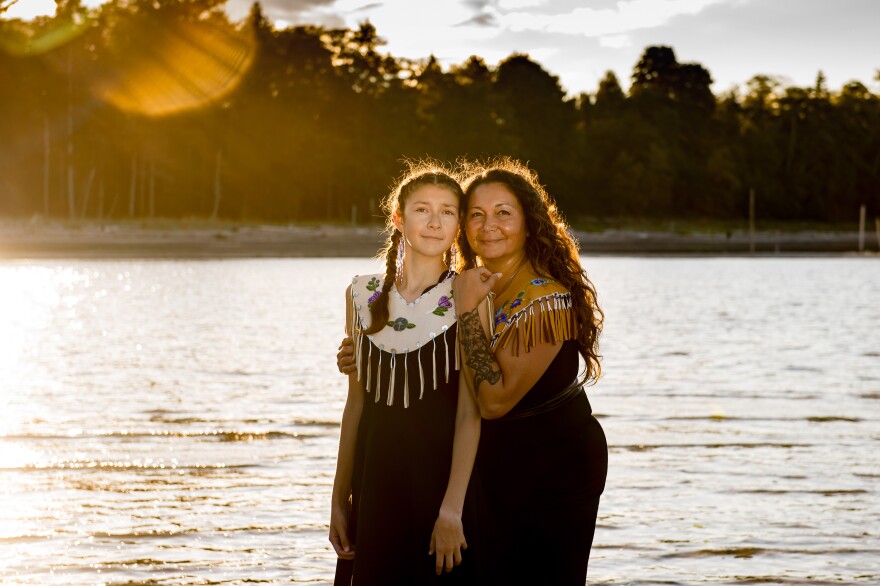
{"left": 1, "top": 0, "right": 878, "bottom": 225}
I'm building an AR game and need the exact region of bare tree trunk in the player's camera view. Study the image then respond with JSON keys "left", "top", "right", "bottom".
{"left": 139, "top": 155, "right": 148, "bottom": 217}
{"left": 749, "top": 187, "right": 756, "bottom": 254}
{"left": 80, "top": 165, "right": 96, "bottom": 218}
{"left": 149, "top": 159, "right": 156, "bottom": 218}
{"left": 43, "top": 115, "right": 50, "bottom": 217}
{"left": 211, "top": 149, "right": 222, "bottom": 219}
{"left": 129, "top": 153, "right": 137, "bottom": 217}
{"left": 66, "top": 46, "right": 76, "bottom": 219}
{"left": 98, "top": 173, "right": 105, "bottom": 226}
{"left": 108, "top": 183, "right": 119, "bottom": 219}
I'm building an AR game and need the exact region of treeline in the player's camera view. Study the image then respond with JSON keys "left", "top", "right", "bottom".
{"left": 1, "top": 0, "right": 878, "bottom": 224}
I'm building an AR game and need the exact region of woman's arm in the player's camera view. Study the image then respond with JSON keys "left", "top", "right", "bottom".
{"left": 429, "top": 372, "right": 481, "bottom": 574}
{"left": 336, "top": 337, "right": 356, "bottom": 375}
{"left": 329, "top": 286, "right": 364, "bottom": 560}
{"left": 454, "top": 270, "right": 565, "bottom": 419}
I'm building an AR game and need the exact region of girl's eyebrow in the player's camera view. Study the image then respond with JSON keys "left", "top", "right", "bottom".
{"left": 411, "top": 200, "right": 458, "bottom": 207}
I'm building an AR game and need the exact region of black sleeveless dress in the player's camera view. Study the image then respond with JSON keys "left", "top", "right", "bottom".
{"left": 475, "top": 280, "right": 608, "bottom": 585}
{"left": 335, "top": 273, "right": 478, "bottom": 586}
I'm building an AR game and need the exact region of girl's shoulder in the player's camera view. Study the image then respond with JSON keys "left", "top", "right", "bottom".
{"left": 349, "top": 273, "right": 385, "bottom": 308}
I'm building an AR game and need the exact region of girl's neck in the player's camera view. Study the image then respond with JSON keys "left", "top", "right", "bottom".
{"left": 396, "top": 252, "right": 447, "bottom": 301}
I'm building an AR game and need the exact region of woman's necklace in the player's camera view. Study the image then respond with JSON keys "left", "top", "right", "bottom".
{"left": 490, "top": 259, "right": 527, "bottom": 300}
{"left": 485, "top": 259, "right": 527, "bottom": 338}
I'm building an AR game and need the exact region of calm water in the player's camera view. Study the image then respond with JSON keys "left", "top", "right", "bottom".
{"left": 1, "top": 257, "right": 878, "bottom": 585}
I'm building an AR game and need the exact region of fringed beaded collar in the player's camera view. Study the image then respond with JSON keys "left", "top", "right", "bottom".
{"left": 487, "top": 278, "right": 575, "bottom": 355}
{"left": 349, "top": 272, "right": 459, "bottom": 408}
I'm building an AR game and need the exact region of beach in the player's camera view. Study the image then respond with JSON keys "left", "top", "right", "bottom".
{"left": 0, "top": 218, "right": 874, "bottom": 258}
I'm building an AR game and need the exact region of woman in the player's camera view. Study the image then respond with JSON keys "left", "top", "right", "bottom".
{"left": 452, "top": 158, "right": 607, "bottom": 585}
{"left": 330, "top": 164, "right": 481, "bottom": 585}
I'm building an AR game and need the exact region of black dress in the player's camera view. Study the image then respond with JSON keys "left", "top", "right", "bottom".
{"left": 476, "top": 281, "right": 608, "bottom": 585}
{"left": 336, "top": 273, "right": 478, "bottom": 586}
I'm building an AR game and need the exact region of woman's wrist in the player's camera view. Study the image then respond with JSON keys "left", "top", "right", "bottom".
{"left": 455, "top": 296, "right": 483, "bottom": 317}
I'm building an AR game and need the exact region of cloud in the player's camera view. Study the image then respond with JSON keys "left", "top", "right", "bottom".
{"left": 456, "top": 12, "right": 498, "bottom": 27}
{"left": 351, "top": 3, "right": 383, "bottom": 12}
{"left": 462, "top": 0, "right": 493, "bottom": 10}
{"left": 599, "top": 34, "right": 631, "bottom": 49}
{"left": 498, "top": 0, "right": 547, "bottom": 8}
{"left": 226, "top": 0, "right": 340, "bottom": 22}
{"left": 501, "top": 0, "right": 729, "bottom": 36}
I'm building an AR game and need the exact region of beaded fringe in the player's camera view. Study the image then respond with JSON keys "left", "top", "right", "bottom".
{"left": 350, "top": 293, "right": 455, "bottom": 408}
{"left": 490, "top": 292, "right": 574, "bottom": 356}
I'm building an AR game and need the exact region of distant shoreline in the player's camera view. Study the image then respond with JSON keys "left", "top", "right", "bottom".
{"left": 1, "top": 219, "right": 877, "bottom": 259}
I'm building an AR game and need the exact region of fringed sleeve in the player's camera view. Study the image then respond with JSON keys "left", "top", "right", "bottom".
{"left": 490, "top": 290, "right": 575, "bottom": 356}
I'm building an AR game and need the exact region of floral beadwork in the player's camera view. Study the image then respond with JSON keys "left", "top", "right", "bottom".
{"left": 493, "top": 290, "right": 524, "bottom": 326}
{"left": 433, "top": 295, "right": 453, "bottom": 316}
{"left": 364, "top": 277, "right": 382, "bottom": 308}
{"left": 530, "top": 278, "right": 548, "bottom": 286}
{"left": 387, "top": 317, "right": 417, "bottom": 331}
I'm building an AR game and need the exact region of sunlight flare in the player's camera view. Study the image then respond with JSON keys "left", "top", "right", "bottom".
{"left": 94, "top": 18, "right": 256, "bottom": 117}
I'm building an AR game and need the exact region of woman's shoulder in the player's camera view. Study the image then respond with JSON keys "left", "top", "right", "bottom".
{"left": 494, "top": 277, "right": 569, "bottom": 323}
{"left": 491, "top": 276, "right": 574, "bottom": 355}
{"left": 522, "top": 277, "right": 569, "bottom": 299}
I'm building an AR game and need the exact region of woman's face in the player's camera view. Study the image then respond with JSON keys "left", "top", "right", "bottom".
{"left": 465, "top": 182, "right": 528, "bottom": 263}
{"left": 394, "top": 184, "right": 460, "bottom": 259}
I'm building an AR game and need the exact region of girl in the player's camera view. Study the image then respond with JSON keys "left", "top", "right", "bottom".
{"left": 330, "top": 164, "right": 480, "bottom": 585}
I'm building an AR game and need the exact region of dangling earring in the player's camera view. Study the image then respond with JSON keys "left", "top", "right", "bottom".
{"left": 395, "top": 235, "right": 405, "bottom": 283}
{"left": 448, "top": 244, "right": 458, "bottom": 270}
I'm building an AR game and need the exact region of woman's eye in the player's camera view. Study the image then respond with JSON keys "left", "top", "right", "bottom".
{"left": 498, "top": 210, "right": 510, "bottom": 215}
{"left": 443, "top": 210, "right": 457, "bottom": 215}
{"left": 469, "top": 211, "right": 483, "bottom": 218}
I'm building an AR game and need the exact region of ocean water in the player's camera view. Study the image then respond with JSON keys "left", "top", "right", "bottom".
{"left": 0, "top": 257, "right": 878, "bottom": 585}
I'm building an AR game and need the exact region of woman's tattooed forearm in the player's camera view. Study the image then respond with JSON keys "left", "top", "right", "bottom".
{"left": 459, "top": 308, "right": 500, "bottom": 395}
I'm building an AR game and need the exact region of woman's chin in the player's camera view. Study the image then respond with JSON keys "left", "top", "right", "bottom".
{"left": 473, "top": 247, "right": 505, "bottom": 260}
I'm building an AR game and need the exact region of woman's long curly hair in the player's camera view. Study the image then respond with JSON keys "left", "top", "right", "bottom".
{"left": 364, "top": 160, "right": 464, "bottom": 335}
{"left": 457, "top": 157, "right": 603, "bottom": 383}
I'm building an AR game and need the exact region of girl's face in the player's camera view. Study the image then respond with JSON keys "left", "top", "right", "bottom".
{"left": 394, "top": 184, "right": 460, "bottom": 259}
{"left": 465, "top": 182, "right": 528, "bottom": 263}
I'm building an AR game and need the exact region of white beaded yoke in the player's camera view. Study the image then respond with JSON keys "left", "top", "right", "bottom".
{"left": 349, "top": 273, "right": 459, "bottom": 408}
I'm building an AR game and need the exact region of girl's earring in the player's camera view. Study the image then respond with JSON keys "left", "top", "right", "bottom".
{"left": 449, "top": 244, "right": 458, "bottom": 269}
{"left": 395, "top": 236, "right": 405, "bottom": 283}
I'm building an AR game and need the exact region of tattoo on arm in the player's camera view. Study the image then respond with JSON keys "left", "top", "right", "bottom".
{"left": 459, "top": 308, "right": 501, "bottom": 396}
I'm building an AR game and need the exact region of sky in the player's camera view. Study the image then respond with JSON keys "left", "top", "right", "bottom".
{"left": 6, "top": 0, "right": 879, "bottom": 96}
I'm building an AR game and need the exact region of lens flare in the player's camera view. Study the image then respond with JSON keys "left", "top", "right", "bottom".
{"left": 93, "top": 19, "right": 256, "bottom": 117}
{"left": 0, "top": 12, "right": 90, "bottom": 56}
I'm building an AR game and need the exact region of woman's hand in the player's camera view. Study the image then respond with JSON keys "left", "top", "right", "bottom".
{"left": 453, "top": 268, "right": 501, "bottom": 315}
{"left": 329, "top": 502, "right": 355, "bottom": 560}
{"left": 428, "top": 507, "right": 467, "bottom": 575}
{"left": 336, "top": 337, "right": 356, "bottom": 375}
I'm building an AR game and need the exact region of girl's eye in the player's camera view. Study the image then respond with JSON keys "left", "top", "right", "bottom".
{"left": 415, "top": 207, "right": 428, "bottom": 213}
{"left": 443, "top": 210, "right": 457, "bottom": 216}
